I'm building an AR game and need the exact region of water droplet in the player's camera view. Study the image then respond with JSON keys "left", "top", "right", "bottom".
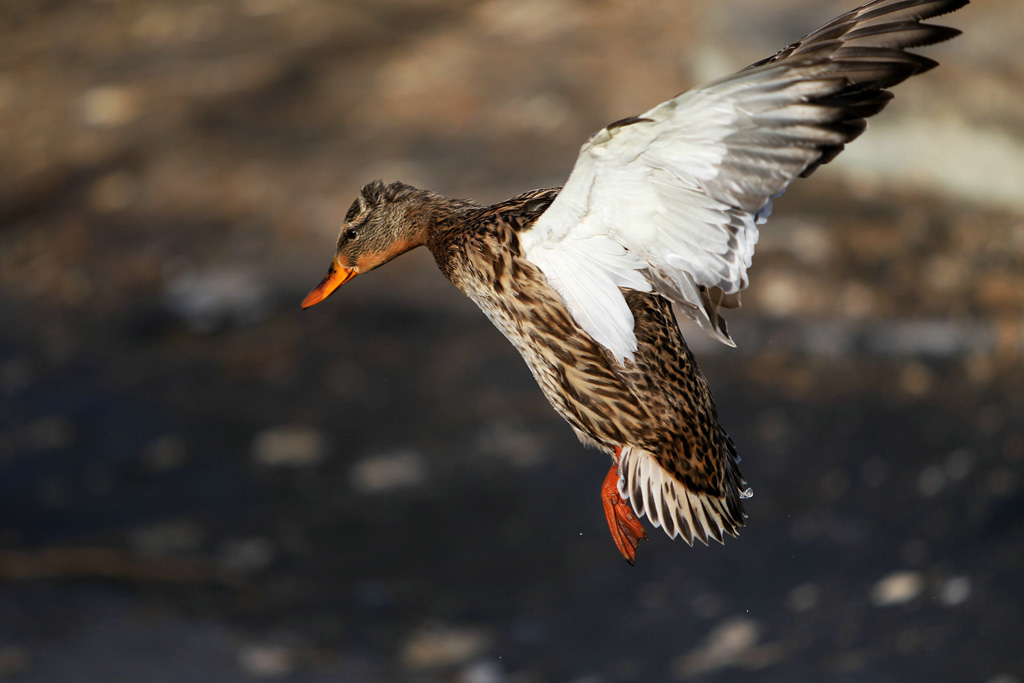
{"left": 739, "top": 487, "right": 754, "bottom": 500}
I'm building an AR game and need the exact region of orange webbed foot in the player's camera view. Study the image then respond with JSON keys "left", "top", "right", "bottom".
{"left": 601, "top": 452, "right": 648, "bottom": 565}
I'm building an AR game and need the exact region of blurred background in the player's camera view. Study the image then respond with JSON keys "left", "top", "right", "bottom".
{"left": 1, "top": 0, "right": 1022, "bottom": 681}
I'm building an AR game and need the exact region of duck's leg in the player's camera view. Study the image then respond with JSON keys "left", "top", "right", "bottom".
{"left": 602, "top": 446, "right": 648, "bottom": 565}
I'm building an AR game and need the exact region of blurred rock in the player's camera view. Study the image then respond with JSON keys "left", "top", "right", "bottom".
{"left": 476, "top": 420, "right": 547, "bottom": 467}
{"left": 349, "top": 450, "right": 427, "bottom": 494}
{"left": 79, "top": 85, "right": 140, "bottom": 128}
{"left": 237, "top": 644, "right": 295, "bottom": 678}
{"left": 401, "top": 624, "right": 493, "bottom": 671}
{"left": 987, "top": 675, "right": 1022, "bottom": 683}
{"left": 673, "top": 616, "right": 760, "bottom": 677}
{"left": 458, "top": 659, "right": 503, "bottom": 683}
{"left": 836, "top": 118, "right": 1024, "bottom": 214}
{"left": 163, "top": 267, "right": 270, "bottom": 334}
{"left": 870, "top": 570, "right": 924, "bottom": 607}
{"left": 252, "top": 427, "right": 326, "bottom": 467}
{"left": 938, "top": 576, "right": 971, "bottom": 607}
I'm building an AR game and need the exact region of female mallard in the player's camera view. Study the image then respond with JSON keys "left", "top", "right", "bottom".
{"left": 303, "top": 0, "right": 966, "bottom": 563}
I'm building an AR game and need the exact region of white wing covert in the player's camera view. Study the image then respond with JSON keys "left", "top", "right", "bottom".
{"left": 518, "top": 0, "right": 964, "bottom": 363}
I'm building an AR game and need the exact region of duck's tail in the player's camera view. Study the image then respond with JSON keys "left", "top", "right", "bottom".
{"left": 617, "top": 435, "right": 749, "bottom": 545}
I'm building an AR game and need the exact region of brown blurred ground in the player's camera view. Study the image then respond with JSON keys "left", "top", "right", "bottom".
{"left": 0, "top": 1, "right": 1022, "bottom": 681}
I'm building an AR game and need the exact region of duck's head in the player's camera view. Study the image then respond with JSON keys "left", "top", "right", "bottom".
{"left": 302, "top": 180, "right": 434, "bottom": 308}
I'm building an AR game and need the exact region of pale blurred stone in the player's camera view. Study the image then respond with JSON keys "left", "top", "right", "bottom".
{"left": 459, "top": 659, "right": 503, "bottom": 683}
{"left": 871, "top": 570, "right": 924, "bottom": 607}
{"left": 80, "top": 86, "right": 139, "bottom": 127}
{"left": 164, "top": 267, "right": 270, "bottom": 333}
{"left": 836, "top": 117, "right": 1024, "bottom": 215}
{"left": 402, "top": 625, "right": 492, "bottom": 671}
{"left": 238, "top": 644, "right": 295, "bottom": 678}
{"left": 789, "top": 221, "right": 833, "bottom": 265}
{"left": 758, "top": 273, "right": 803, "bottom": 316}
{"left": 477, "top": 421, "right": 547, "bottom": 467}
{"left": 987, "top": 675, "right": 1022, "bottom": 683}
{"left": 939, "top": 576, "right": 971, "bottom": 607}
{"left": 349, "top": 450, "right": 427, "bottom": 493}
{"left": 473, "top": 0, "right": 582, "bottom": 41}
{"left": 252, "top": 427, "right": 326, "bottom": 467}
{"left": 673, "top": 616, "right": 760, "bottom": 677}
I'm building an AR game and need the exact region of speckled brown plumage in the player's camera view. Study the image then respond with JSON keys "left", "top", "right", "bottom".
{"left": 427, "top": 187, "right": 747, "bottom": 541}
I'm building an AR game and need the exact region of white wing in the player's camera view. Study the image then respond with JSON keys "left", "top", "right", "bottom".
{"left": 519, "top": 0, "right": 965, "bottom": 362}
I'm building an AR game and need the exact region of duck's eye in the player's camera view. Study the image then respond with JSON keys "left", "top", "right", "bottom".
{"left": 344, "top": 227, "right": 358, "bottom": 241}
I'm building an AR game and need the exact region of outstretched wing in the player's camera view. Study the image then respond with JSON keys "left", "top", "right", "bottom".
{"left": 519, "top": 0, "right": 966, "bottom": 362}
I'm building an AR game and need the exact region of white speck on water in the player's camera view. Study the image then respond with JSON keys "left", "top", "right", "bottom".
{"left": 739, "top": 487, "right": 753, "bottom": 500}
{"left": 871, "top": 570, "right": 924, "bottom": 607}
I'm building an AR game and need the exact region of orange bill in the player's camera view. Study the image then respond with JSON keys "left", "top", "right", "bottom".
{"left": 301, "top": 258, "right": 357, "bottom": 308}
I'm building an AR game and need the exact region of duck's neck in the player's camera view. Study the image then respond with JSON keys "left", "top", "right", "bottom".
{"left": 406, "top": 191, "right": 475, "bottom": 252}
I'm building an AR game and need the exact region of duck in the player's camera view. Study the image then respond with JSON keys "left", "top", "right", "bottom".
{"left": 302, "top": 0, "right": 967, "bottom": 564}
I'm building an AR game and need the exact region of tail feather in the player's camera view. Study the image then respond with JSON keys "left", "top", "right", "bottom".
{"left": 617, "top": 437, "right": 748, "bottom": 546}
